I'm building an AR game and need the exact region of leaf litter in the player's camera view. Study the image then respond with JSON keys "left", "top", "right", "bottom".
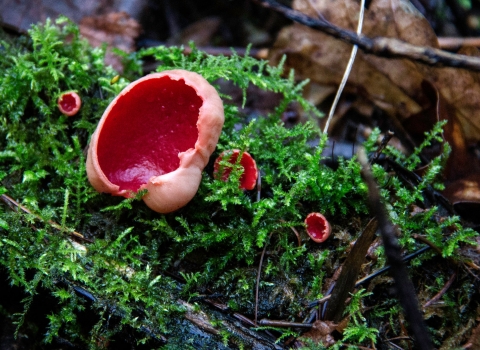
{"left": 0, "top": 1, "right": 480, "bottom": 348}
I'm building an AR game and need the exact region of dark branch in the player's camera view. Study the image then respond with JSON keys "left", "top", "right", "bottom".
{"left": 307, "top": 245, "right": 431, "bottom": 308}
{"left": 358, "top": 149, "right": 433, "bottom": 350}
{"left": 253, "top": 0, "right": 480, "bottom": 72}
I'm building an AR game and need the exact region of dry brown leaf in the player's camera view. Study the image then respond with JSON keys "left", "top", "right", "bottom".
{"left": 463, "top": 321, "right": 480, "bottom": 349}
{"left": 0, "top": 0, "right": 145, "bottom": 33}
{"left": 170, "top": 17, "right": 222, "bottom": 46}
{"left": 270, "top": 0, "right": 480, "bottom": 206}
{"left": 442, "top": 173, "right": 480, "bottom": 218}
{"left": 79, "top": 12, "right": 141, "bottom": 72}
{"left": 299, "top": 320, "right": 338, "bottom": 346}
{"left": 411, "top": 80, "right": 475, "bottom": 181}
{"left": 405, "top": 80, "right": 480, "bottom": 203}
{"left": 432, "top": 47, "right": 480, "bottom": 143}
{"left": 270, "top": 0, "right": 438, "bottom": 119}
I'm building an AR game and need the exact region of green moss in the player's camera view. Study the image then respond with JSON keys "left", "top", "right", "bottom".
{"left": 0, "top": 17, "right": 478, "bottom": 348}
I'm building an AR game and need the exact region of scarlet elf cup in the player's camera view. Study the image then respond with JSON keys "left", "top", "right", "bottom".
{"left": 86, "top": 70, "right": 225, "bottom": 213}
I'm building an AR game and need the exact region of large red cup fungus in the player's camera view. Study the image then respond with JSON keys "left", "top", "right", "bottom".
{"left": 214, "top": 149, "right": 258, "bottom": 190}
{"left": 305, "top": 212, "right": 331, "bottom": 243}
{"left": 58, "top": 91, "right": 81, "bottom": 116}
{"left": 86, "top": 70, "right": 224, "bottom": 213}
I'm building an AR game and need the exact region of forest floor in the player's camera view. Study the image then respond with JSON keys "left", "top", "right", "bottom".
{"left": 1, "top": 0, "right": 480, "bottom": 349}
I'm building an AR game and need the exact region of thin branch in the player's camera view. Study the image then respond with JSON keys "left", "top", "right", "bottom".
{"left": 423, "top": 271, "right": 456, "bottom": 308}
{"left": 438, "top": 37, "right": 480, "bottom": 50}
{"left": 258, "top": 319, "right": 313, "bottom": 329}
{"left": 322, "top": 0, "right": 365, "bottom": 133}
{"left": 233, "top": 313, "right": 257, "bottom": 327}
{"left": 253, "top": 0, "right": 480, "bottom": 72}
{"left": 0, "top": 194, "right": 92, "bottom": 243}
{"left": 358, "top": 148, "right": 433, "bottom": 350}
{"left": 307, "top": 245, "right": 431, "bottom": 309}
{"left": 370, "top": 131, "right": 395, "bottom": 164}
{"left": 289, "top": 226, "right": 302, "bottom": 248}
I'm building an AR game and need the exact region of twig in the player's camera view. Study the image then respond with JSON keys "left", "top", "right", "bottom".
{"left": 321, "top": 0, "right": 365, "bottom": 133}
{"left": 233, "top": 313, "right": 256, "bottom": 327}
{"left": 0, "top": 194, "right": 92, "bottom": 243}
{"left": 253, "top": 0, "right": 480, "bottom": 72}
{"left": 321, "top": 281, "right": 335, "bottom": 319}
{"left": 358, "top": 148, "right": 433, "bottom": 350}
{"left": 307, "top": 245, "right": 431, "bottom": 308}
{"left": 411, "top": 234, "right": 478, "bottom": 271}
{"left": 279, "top": 219, "right": 302, "bottom": 248}
{"left": 438, "top": 37, "right": 480, "bottom": 50}
{"left": 412, "top": 234, "right": 443, "bottom": 256}
{"left": 342, "top": 343, "right": 375, "bottom": 350}
{"left": 370, "top": 131, "right": 395, "bottom": 164}
{"left": 353, "top": 246, "right": 430, "bottom": 286}
{"left": 61, "top": 279, "right": 167, "bottom": 343}
{"left": 423, "top": 272, "right": 456, "bottom": 308}
{"left": 289, "top": 226, "right": 302, "bottom": 248}
{"left": 258, "top": 319, "right": 313, "bottom": 329}
{"left": 308, "top": 294, "right": 332, "bottom": 309}
{"left": 256, "top": 169, "right": 262, "bottom": 202}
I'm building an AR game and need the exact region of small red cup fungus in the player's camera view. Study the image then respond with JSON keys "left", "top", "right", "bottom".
{"left": 305, "top": 212, "right": 331, "bottom": 243}
{"left": 213, "top": 149, "right": 258, "bottom": 190}
{"left": 58, "top": 91, "right": 81, "bottom": 116}
{"left": 86, "top": 69, "right": 224, "bottom": 213}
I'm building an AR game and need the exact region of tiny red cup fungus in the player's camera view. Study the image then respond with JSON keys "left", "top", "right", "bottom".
{"left": 305, "top": 212, "right": 331, "bottom": 243}
{"left": 213, "top": 149, "right": 258, "bottom": 190}
{"left": 86, "top": 69, "right": 224, "bottom": 213}
{"left": 58, "top": 91, "right": 81, "bottom": 116}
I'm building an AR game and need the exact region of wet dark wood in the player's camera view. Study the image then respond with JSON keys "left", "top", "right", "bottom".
{"left": 323, "top": 218, "right": 378, "bottom": 322}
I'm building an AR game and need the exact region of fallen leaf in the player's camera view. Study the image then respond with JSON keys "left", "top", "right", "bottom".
{"left": 0, "top": 0, "right": 145, "bottom": 33}
{"left": 270, "top": 0, "right": 480, "bottom": 206}
{"left": 270, "top": 0, "right": 438, "bottom": 120}
{"left": 299, "top": 320, "right": 338, "bottom": 346}
{"left": 442, "top": 174, "right": 480, "bottom": 221}
{"left": 463, "top": 320, "right": 480, "bottom": 349}
{"left": 170, "top": 16, "right": 222, "bottom": 46}
{"left": 79, "top": 12, "right": 141, "bottom": 71}
{"left": 432, "top": 46, "right": 480, "bottom": 144}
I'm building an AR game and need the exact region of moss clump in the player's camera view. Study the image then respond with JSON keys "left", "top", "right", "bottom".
{"left": 0, "top": 17, "right": 478, "bottom": 348}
